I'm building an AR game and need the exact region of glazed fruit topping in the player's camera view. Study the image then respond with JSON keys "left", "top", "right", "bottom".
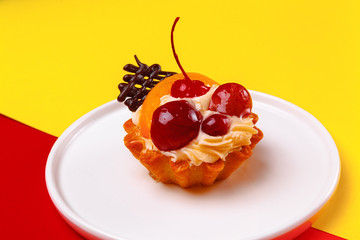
{"left": 170, "top": 18, "right": 211, "bottom": 98}
{"left": 151, "top": 100, "right": 202, "bottom": 151}
{"left": 201, "top": 114, "right": 230, "bottom": 136}
{"left": 171, "top": 79, "right": 210, "bottom": 98}
{"left": 208, "top": 83, "right": 252, "bottom": 118}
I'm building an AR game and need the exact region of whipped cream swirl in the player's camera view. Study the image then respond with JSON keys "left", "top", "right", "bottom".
{"left": 132, "top": 85, "right": 258, "bottom": 166}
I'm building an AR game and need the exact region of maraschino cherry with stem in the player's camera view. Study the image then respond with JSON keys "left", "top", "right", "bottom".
{"left": 170, "top": 17, "right": 210, "bottom": 98}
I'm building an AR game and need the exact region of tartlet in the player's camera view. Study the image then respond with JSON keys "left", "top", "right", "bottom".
{"left": 118, "top": 18, "right": 263, "bottom": 188}
{"left": 121, "top": 73, "right": 263, "bottom": 188}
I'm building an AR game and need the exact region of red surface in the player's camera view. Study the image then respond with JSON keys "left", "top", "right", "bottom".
{"left": 0, "top": 113, "right": 345, "bottom": 239}
{"left": 0, "top": 114, "right": 83, "bottom": 239}
{"left": 296, "top": 227, "right": 347, "bottom": 240}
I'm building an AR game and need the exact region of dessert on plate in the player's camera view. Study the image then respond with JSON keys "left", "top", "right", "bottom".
{"left": 118, "top": 18, "right": 263, "bottom": 188}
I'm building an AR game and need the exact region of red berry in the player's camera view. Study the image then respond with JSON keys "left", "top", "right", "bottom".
{"left": 171, "top": 79, "right": 210, "bottom": 98}
{"left": 192, "top": 80, "right": 211, "bottom": 96}
{"left": 201, "top": 114, "right": 230, "bottom": 136}
{"left": 208, "top": 83, "right": 252, "bottom": 117}
{"left": 151, "top": 100, "right": 202, "bottom": 151}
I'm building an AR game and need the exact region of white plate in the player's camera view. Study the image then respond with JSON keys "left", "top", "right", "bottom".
{"left": 45, "top": 91, "right": 340, "bottom": 240}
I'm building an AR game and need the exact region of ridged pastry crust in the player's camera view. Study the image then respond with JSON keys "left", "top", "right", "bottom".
{"left": 123, "top": 114, "right": 263, "bottom": 188}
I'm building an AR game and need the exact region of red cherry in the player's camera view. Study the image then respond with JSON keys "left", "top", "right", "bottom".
{"left": 170, "top": 18, "right": 210, "bottom": 98}
{"left": 192, "top": 80, "right": 211, "bottom": 96}
{"left": 171, "top": 79, "right": 210, "bottom": 98}
{"left": 151, "top": 100, "right": 202, "bottom": 151}
{"left": 208, "top": 83, "right": 252, "bottom": 117}
{"left": 201, "top": 114, "right": 230, "bottom": 136}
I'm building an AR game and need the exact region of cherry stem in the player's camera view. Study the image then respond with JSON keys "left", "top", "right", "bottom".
{"left": 171, "top": 17, "right": 191, "bottom": 81}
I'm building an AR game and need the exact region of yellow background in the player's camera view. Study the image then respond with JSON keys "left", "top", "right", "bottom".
{"left": 1, "top": 0, "right": 359, "bottom": 238}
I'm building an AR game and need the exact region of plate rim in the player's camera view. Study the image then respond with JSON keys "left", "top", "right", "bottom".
{"left": 45, "top": 90, "right": 340, "bottom": 240}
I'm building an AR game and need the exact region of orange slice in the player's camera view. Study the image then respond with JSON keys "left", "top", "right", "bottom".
{"left": 138, "top": 73, "right": 219, "bottom": 138}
